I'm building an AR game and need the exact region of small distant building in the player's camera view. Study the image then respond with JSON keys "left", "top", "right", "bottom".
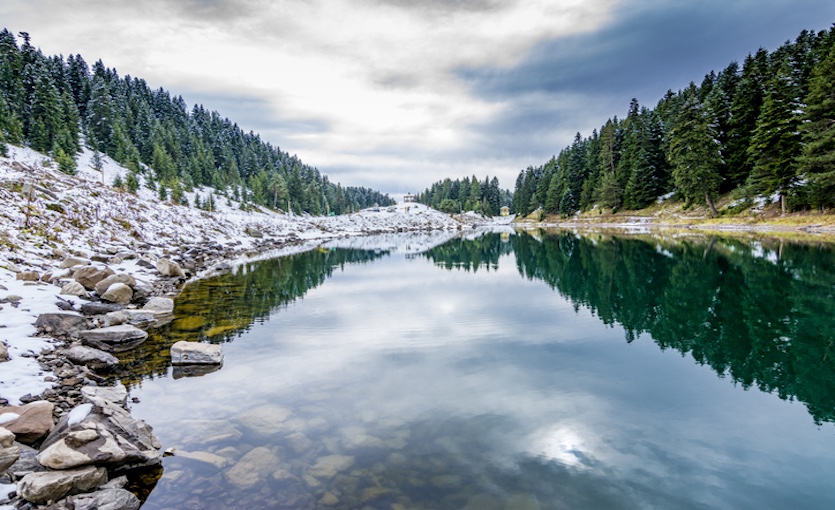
{"left": 403, "top": 193, "right": 415, "bottom": 203}
{"left": 500, "top": 206, "right": 510, "bottom": 216}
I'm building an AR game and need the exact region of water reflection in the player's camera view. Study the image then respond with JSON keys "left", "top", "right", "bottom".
{"left": 125, "top": 231, "right": 835, "bottom": 509}
{"left": 507, "top": 230, "right": 835, "bottom": 425}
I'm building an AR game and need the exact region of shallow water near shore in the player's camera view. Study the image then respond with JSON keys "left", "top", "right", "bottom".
{"left": 120, "top": 231, "right": 835, "bottom": 509}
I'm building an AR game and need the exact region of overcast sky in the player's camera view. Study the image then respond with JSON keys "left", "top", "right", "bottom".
{"left": 2, "top": 1, "right": 833, "bottom": 195}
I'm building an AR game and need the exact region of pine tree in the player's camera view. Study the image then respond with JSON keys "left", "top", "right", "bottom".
{"left": 746, "top": 59, "right": 802, "bottom": 212}
{"left": 668, "top": 86, "right": 722, "bottom": 216}
{"left": 797, "top": 41, "right": 835, "bottom": 210}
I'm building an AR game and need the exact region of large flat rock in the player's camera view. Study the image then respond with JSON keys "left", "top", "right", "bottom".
{"left": 79, "top": 325, "right": 148, "bottom": 344}
{"left": 170, "top": 341, "right": 223, "bottom": 365}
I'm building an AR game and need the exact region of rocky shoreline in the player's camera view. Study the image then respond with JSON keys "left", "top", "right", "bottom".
{"left": 0, "top": 233, "right": 327, "bottom": 509}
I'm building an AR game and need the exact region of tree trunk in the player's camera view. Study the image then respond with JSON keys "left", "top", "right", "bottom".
{"left": 781, "top": 193, "right": 787, "bottom": 214}
{"left": 705, "top": 193, "right": 718, "bottom": 217}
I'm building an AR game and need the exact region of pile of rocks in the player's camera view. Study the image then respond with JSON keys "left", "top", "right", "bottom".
{"left": 0, "top": 253, "right": 185, "bottom": 507}
{"left": 0, "top": 386, "right": 157, "bottom": 508}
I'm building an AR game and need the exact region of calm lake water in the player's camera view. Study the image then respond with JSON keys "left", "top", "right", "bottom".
{"left": 120, "top": 230, "right": 835, "bottom": 510}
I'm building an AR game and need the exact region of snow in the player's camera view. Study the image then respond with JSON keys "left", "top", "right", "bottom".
{"left": 67, "top": 403, "right": 93, "bottom": 426}
{"left": 0, "top": 484, "right": 16, "bottom": 504}
{"left": 0, "top": 144, "right": 510, "bottom": 404}
{"left": 0, "top": 413, "right": 19, "bottom": 425}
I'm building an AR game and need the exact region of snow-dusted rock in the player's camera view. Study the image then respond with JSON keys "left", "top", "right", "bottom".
{"left": 35, "top": 313, "right": 89, "bottom": 337}
{"left": 79, "top": 324, "right": 147, "bottom": 344}
{"left": 73, "top": 266, "right": 115, "bottom": 291}
{"left": 176, "top": 449, "right": 229, "bottom": 469}
{"left": 37, "top": 399, "right": 161, "bottom": 470}
{"left": 0, "top": 401, "right": 54, "bottom": 445}
{"left": 15, "top": 271, "right": 40, "bottom": 282}
{"left": 18, "top": 465, "right": 107, "bottom": 504}
{"left": 142, "top": 296, "right": 174, "bottom": 315}
{"left": 65, "top": 487, "right": 141, "bottom": 510}
{"left": 60, "top": 281, "right": 88, "bottom": 297}
{"left": 93, "top": 274, "right": 136, "bottom": 295}
{"left": 170, "top": 341, "right": 223, "bottom": 365}
{"left": 156, "top": 258, "right": 185, "bottom": 278}
{"left": 81, "top": 385, "right": 128, "bottom": 407}
{"left": 60, "top": 257, "right": 91, "bottom": 269}
{"left": 62, "top": 345, "right": 119, "bottom": 371}
{"left": 0, "top": 342, "right": 7, "bottom": 362}
{"left": 100, "top": 282, "right": 132, "bottom": 304}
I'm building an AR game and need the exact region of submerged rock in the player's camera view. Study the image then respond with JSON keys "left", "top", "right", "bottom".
{"left": 170, "top": 341, "right": 223, "bottom": 365}
{"left": 224, "top": 447, "right": 279, "bottom": 490}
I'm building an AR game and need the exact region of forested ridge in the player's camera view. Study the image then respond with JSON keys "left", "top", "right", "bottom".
{"left": 513, "top": 25, "right": 835, "bottom": 217}
{"left": 0, "top": 29, "right": 394, "bottom": 214}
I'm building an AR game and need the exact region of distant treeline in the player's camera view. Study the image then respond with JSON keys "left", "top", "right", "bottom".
{"left": 0, "top": 29, "right": 394, "bottom": 214}
{"left": 416, "top": 175, "right": 512, "bottom": 215}
{"left": 513, "top": 26, "right": 835, "bottom": 217}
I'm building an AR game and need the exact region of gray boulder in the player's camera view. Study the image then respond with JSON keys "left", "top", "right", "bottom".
{"left": 142, "top": 296, "right": 174, "bottom": 316}
{"left": 0, "top": 427, "right": 19, "bottom": 472}
{"left": 103, "top": 310, "right": 156, "bottom": 328}
{"left": 18, "top": 465, "right": 107, "bottom": 504}
{"left": 16, "top": 271, "right": 40, "bottom": 281}
{"left": 35, "top": 313, "right": 89, "bottom": 338}
{"left": 0, "top": 401, "right": 55, "bottom": 444}
{"left": 66, "top": 488, "right": 141, "bottom": 510}
{"left": 93, "top": 274, "right": 136, "bottom": 295}
{"left": 37, "top": 398, "right": 161, "bottom": 470}
{"left": 100, "top": 283, "right": 133, "bottom": 304}
{"left": 156, "top": 258, "right": 186, "bottom": 278}
{"left": 79, "top": 325, "right": 148, "bottom": 344}
{"left": 62, "top": 345, "right": 119, "bottom": 371}
{"left": 80, "top": 302, "right": 123, "bottom": 316}
{"left": 170, "top": 341, "right": 223, "bottom": 365}
{"left": 73, "top": 266, "right": 115, "bottom": 291}
{"left": 60, "top": 281, "right": 89, "bottom": 297}
{"left": 60, "top": 257, "right": 91, "bottom": 269}
{"left": 81, "top": 385, "right": 128, "bottom": 407}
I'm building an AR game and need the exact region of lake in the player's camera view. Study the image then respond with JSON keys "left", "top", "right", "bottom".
{"left": 119, "top": 230, "right": 835, "bottom": 509}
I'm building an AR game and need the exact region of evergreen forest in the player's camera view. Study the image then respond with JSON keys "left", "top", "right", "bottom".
{"left": 0, "top": 30, "right": 394, "bottom": 215}
{"left": 513, "top": 26, "right": 835, "bottom": 217}
{"left": 416, "top": 175, "right": 513, "bottom": 216}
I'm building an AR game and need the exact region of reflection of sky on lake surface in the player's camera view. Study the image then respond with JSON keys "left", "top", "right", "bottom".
{"left": 132, "top": 246, "right": 835, "bottom": 509}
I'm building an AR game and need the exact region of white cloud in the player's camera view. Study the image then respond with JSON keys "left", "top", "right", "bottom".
{"left": 0, "top": 0, "right": 619, "bottom": 191}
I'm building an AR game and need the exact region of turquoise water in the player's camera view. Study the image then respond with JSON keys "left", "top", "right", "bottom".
{"left": 125, "top": 231, "right": 835, "bottom": 509}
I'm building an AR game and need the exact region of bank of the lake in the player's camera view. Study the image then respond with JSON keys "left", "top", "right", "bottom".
{"left": 0, "top": 145, "right": 491, "bottom": 508}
